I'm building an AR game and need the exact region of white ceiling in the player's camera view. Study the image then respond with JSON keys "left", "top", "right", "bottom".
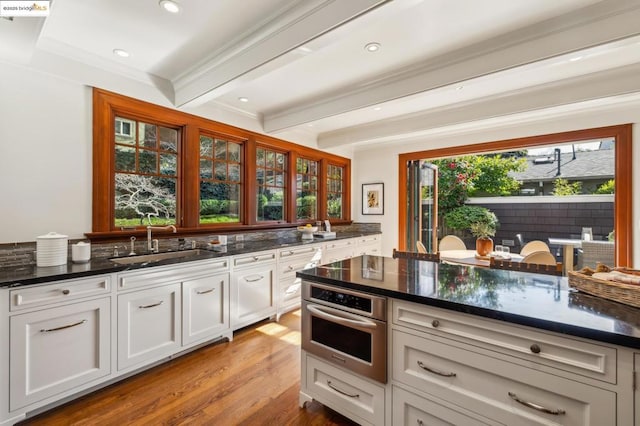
{"left": 2, "top": 0, "right": 640, "bottom": 149}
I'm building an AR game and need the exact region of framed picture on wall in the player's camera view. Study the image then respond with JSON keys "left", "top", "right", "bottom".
{"left": 362, "top": 183, "right": 384, "bottom": 215}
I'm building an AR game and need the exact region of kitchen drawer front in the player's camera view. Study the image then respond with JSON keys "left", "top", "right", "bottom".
{"left": 305, "top": 353, "right": 384, "bottom": 426}
{"left": 233, "top": 251, "right": 276, "bottom": 268}
{"left": 355, "top": 243, "right": 381, "bottom": 257}
{"left": 324, "top": 238, "right": 355, "bottom": 251}
{"left": 10, "top": 275, "right": 111, "bottom": 311}
{"left": 392, "top": 385, "right": 496, "bottom": 426}
{"left": 279, "top": 276, "right": 301, "bottom": 309}
{"left": 279, "top": 257, "right": 319, "bottom": 278}
{"left": 393, "top": 299, "right": 617, "bottom": 384}
{"left": 278, "top": 244, "right": 321, "bottom": 260}
{"left": 118, "top": 259, "right": 228, "bottom": 291}
{"left": 392, "top": 330, "right": 616, "bottom": 426}
{"left": 10, "top": 297, "right": 111, "bottom": 410}
{"left": 356, "top": 234, "right": 381, "bottom": 245}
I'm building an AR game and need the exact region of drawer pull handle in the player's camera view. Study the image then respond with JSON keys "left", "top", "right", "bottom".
{"left": 61, "top": 289, "right": 70, "bottom": 295}
{"left": 530, "top": 344, "right": 541, "bottom": 354}
{"left": 288, "top": 265, "right": 294, "bottom": 270}
{"left": 41, "top": 319, "right": 87, "bottom": 333}
{"left": 417, "top": 420, "right": 424, "bottom": 426}
{"left": 417, "top": 360, "right": 456, "bottom": 377}
{"left": 245, "top": 275, "right": 264, "bottom": 282}
{"left": 253, "top": 256, "right": 260, "bottom": 261}
{"left": 431, "top": 319, "right": 440, "bottom": 328}
{"left": 289, "top": 250, "right": 295, "bottom": 255}
{"left": 326, "top": 380, "right": 359, "bottom": 398}
{"left": 196, "top": 288, "right": 215, "bottom": 295}
{"left": 139, "top": 301, "right": 164, "bottom": 309}
{"left": 508, "top": 392, "right": 566, "bottom": 415}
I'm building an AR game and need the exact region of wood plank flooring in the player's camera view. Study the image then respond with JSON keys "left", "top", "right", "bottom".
{"left": 19, "top": 310, "right": 358, "bottom": 426}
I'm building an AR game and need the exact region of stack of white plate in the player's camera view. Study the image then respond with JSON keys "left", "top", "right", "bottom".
{"left": 37, "top": 232, "right": 69, "bottom": 267}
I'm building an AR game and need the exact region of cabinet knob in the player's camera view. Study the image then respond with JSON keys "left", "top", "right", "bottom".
{"left": 530, "top": 343, "right": 541, "bottom": 354}
{"left": 431, "top": 320, "right": 440, "bottom": 328}
{"left": 61, "top": 289, "right": 70, "bottom": 295}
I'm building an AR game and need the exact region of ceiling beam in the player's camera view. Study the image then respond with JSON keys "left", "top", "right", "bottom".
{"left": 263, "top": 0, "right": 640, "bottom": 133}
{"left": 173, "top": 0, "right": 389, "bottom": 107}
{"left": 316, "top": 63, "right": 640, "bottom": 148}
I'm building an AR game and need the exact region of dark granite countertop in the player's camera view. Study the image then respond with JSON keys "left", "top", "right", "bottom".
{"left": 297, "top": 255, "right": 640, "bottom": 349}
{"left": 0, "top": 232, "right": 377, "bottom": 288}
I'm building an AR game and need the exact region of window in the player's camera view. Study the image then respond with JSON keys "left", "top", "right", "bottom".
{"left": 296, "top": 157, "right": 318, "bottom": 221}
{"left": 90, "top": 88, "right": 351, "bottom": 238}
{"left": 114, "top": 117, "right": 179, "bottom": 227}
{"left": 326, "top": 164, "right": 344, "bottom": 219}
{"left": 398, "top": 124, "right": 633, "bottom": 267}
{"left": 199, "top": 134, "right": 242, "bottom": 224}
{"left": 256, "top": 147, "right": 287, "bottom": 222}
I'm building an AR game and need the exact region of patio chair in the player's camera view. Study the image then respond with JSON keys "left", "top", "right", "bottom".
{"left": 416, "top": 241, "right": 427, "bottom": 253}
{"left": 519, "top": 240, "right": 551, "bottom": 257}
{"left": 522, "top": 250, "right": 557, "bottom": 265}
{"left": 490, "top": 254, "right": 562, "bottom": 276}
{"left": 393, "top": 249, "right": 440, "bottom": 262}
{"left": 579, "top": 240, "right": 614, "bottom": 269}
{"left": 438, "top": 235, "right": 466, "bottom": 251}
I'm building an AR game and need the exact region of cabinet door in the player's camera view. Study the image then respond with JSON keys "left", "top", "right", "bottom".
{"left": 182, "top": 274, "right": 229, "bottom": 346}
{"left": 10, "top": 297, "right": 111, "bottom": 410}
{"left": 231, "top": 264, "right": 275, "bottom": 330}
{"left": 117, "top": 284, "right": 181, "bottom": 371}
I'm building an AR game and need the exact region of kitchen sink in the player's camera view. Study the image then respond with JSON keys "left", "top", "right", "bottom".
{"left": 110, "top": 249, "right": 208, "bottom": 265}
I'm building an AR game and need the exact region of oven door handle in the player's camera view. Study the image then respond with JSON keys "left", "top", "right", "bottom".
{"left": 306, "top": 304, "right": 377, "bottom": 329}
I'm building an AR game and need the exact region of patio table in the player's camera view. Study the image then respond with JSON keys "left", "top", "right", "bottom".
{"left": 440, "top": 249, "right": 523, "bottom": 268}
{"left": 548, "top": 238, "right": 582, "bottom": 274}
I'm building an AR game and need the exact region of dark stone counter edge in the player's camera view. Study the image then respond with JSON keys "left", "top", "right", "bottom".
{"left": 0, "top": 232, "right": 379, "bottom": 288}
{"left": 296, "top": 271, "right": 640, "bottom": 350}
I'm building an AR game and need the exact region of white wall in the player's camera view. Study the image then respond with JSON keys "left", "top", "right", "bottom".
{"left": 352, "top": 101, "right": 640, "bottom": 268}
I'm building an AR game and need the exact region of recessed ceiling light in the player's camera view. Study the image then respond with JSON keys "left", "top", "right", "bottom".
{"left": 238, "top": 97, "right": 249, "bottom": 103}
{"left": 364, "top": 42, "right": 381, "bottom": 52}
{"left": 569, "top": 56, "right": 583, "bottom": 62}
{"left": 113, "top": 49, "right": 130, "bottom": 58}
{"left": 298, "top": 46, "right": 313, "bottom": 54}
{"left": 159, "top": 0, "right": 181, "bottom": 13}
{"left": 455, "top": 85, "right": 464, "bottom": 90}
{"left": 373, "top": 107, "right": 382, "bottom": 111}
{"left": 307, "top": 124, "right": 314, "bottom": 127}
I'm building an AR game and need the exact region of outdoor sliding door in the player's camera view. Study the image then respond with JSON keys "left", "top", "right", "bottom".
{"left": 406, "top": 160, "right": 438, "bottom": 252}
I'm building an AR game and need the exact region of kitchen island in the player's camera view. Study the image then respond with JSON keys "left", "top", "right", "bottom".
{"left": 297, "top": 255, "right": 640, "bottom": 426}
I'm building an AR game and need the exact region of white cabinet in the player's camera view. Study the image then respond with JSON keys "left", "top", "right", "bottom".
{"left": 355, "top": 234, "right": 382, "bottom": 257}
{"left": 322, "top": 238, "right": 356, "bottom": 264}
{"left": 302, "top": 352, "right": 385, "bottom": 426}
{"left": 231, "top": 250, "right": 276, "bottom": 330}
{"left": 117, "top": 283, "right": 181, "bottom": 371}
{"left": 635, "top": 353, "right": 639, "bottom": 426}
{"left": 276, "top": 244, "right": 322, "bottom": 318}
{"left": 10, "top": 296, "right": 111, "bottom": 411}
{"left": 182, "top": 273, "right": 229, "bottom": 346}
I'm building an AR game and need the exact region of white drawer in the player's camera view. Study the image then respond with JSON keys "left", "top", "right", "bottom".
{"left": 324, "top": 239, "right": 355, "bottom": 251}
{"left": 393, "top": 299, "right": 617, "bottom": 384}
{"left": 355, "top": 243, "right": 381, "bottom": 257}
{"left": 357, "top": 234, "right": 381, "bottom": 245}
{"left": 118, "top": 258, "right": 228, "bottom": 291}
{"left": 392, "top": 385, "right": 496, "bottom": 426}
{"left": 392, "top": 329, "right": 616, "bottom": 426}
{"left": 278, "top": 244, "right": 321, "bottom": 259}
{"left": 305, "top": 353, "right": 384, "bottom": 426}
{"left": 279, "top": 257, "right": 319, "bottom": 278}
{"left": 279, "top": 276, "right": 301, "bottom": 307}
{"left": 10, "top": 275, "right": 111, "bottom": 311}
{"left": 233, "top": 251, "right": 276, "bottom": 268}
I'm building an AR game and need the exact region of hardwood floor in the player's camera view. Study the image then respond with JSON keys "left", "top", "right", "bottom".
{"left": 19, "top": 310, "right": 358, "bottom": 426}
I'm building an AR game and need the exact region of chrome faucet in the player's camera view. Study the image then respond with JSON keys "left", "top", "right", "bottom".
{"left": 147, "top": 225, "right": 177, "bottom": 253}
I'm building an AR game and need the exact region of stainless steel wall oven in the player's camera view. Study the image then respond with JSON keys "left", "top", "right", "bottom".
{"left": 301, "top": 280, "right": 387, "bottom": 383}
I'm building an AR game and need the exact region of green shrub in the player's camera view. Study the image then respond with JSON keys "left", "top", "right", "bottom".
{"left": 595, "top": 179, "right": 615, "bottom": 194}
{"left": 444, "top": 206, "right": 498, "bottom": 234}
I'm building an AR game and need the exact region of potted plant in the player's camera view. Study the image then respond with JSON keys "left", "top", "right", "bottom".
{"left": 470, "top": 221, "right": 496, "bottom": 256}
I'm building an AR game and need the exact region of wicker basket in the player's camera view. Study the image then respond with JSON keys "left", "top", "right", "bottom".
{"left": 568, "top": 271, "right": 640, "bottom": 308}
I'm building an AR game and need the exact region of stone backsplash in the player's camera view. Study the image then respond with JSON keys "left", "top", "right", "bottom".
{"left": 0, "top": 223, "right": 381, "bottom": 268}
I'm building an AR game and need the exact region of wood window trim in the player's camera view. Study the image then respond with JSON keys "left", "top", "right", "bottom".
{"left": 398, "top": 124, "right": 633, "bottom": 267}
{"left": 89, "top": 88, "right": 351, "bottom": 241}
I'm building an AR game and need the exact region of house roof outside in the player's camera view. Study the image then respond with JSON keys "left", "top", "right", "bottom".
{"left": 509, "top": 147, "right": 614, "bottom": 183}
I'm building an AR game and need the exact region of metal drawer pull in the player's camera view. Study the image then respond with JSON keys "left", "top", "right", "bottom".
{"left": 287, "top": 265, "right": 294, "bottom": 270}
{"left": 417, "top": 360, "right": 457, "bottom": 377}
{"left": 41, "top": 319, "right": 87, "bottom": 333}
{"left": 327, "top": 380, "right": 359, "bottom": 398}
{"left": 431, "top": 319, "right": 440, "bottom": 328}
{"left": 196, "top": 288, "right": 215, "bottom": 295}
{"left": 245, "top": 275, "right": 264, "bottom": 282}
{"left": 417, "top": 420, "right": 424, "bottom": 426}
{"left": 139, "top": 301, "right": 164, "bottom": 309}
{"left": 508, "top": 392, "right": 566, "bottom": 415}
{"left": 61, "top": 289, "right": 70, "bottom": 295}
{"left": 530, "top": 343, "right": 541, "bottom": 354}
{"left": 253, "top": 256, "right": 260, "bottom": 261}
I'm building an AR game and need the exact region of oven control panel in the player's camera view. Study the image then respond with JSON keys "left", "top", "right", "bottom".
{"left": 310, "top": 287, "right": 372, "bottom": 313}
